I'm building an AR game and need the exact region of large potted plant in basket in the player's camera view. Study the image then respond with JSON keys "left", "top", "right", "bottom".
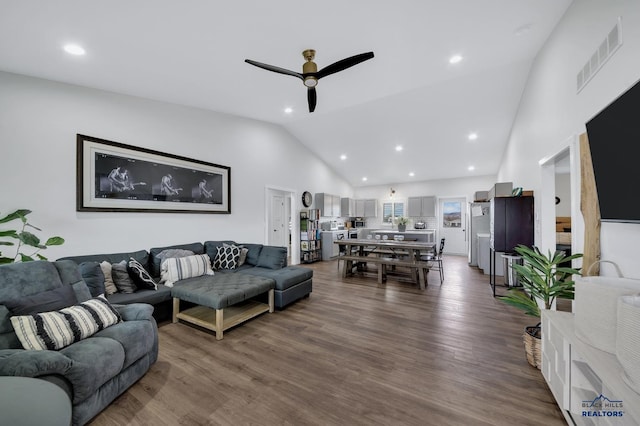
{"left": 499, "top": 244, "right": 582, "bottom": 368}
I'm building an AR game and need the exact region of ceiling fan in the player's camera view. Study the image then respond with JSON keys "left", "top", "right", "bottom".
{"left": 244, "top": 50, "right": 374, "bottom": 113}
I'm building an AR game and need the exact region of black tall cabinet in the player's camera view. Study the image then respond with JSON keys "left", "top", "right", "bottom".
{"left": 490, "top": 196, "right": 534, "bottom": 252}
{"left": 489, "top": 196, "right": 534, "bottom": 296}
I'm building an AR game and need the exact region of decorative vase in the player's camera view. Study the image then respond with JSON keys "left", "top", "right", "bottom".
{"left": 398, "top": 224, "right": 406, "bottom": 232}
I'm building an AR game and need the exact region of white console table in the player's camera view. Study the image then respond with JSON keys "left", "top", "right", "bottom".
{"left": 542, "top": 310, "right": 639, "bottom": 425}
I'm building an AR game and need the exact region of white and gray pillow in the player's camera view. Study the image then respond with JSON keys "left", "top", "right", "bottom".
{"left": 10, "top": 295, "right": 122, "bottom": 351}
{"left": 160, "top": 254, "right": 214, "bottom": 287}
{"left": 223, "top": 243, "right": 249, "bottom": 266}
{"left": 215, "top": 245, "right": 241, "bottom": 270}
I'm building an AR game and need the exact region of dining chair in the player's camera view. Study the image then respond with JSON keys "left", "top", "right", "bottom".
{"left": 422, "top": 238, "right": 445, "bottom": 284}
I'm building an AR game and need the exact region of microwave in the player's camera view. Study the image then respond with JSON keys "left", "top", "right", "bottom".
{"left": 353, "top": 218, "right": 366, "bottom": 228}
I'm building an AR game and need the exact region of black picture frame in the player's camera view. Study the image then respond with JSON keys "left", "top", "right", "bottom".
{"left": 77, "top": 134, "right": 231, "bottom": 213}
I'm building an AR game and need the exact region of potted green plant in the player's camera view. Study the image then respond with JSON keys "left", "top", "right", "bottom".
{"left": 395, "top": 216, "right": 409, "bottom": 232}
{"left": 499, "top": 244, "right": 582, "bottom": 368}
{"left": 0, "top": 209, "right": 65, "bottom": 264}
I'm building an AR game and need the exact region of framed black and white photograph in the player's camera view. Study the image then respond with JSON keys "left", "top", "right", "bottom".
{"left": 77, "top": 134, "right": 231, "bottom": 213}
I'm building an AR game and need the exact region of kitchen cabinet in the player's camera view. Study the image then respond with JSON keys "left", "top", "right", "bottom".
{"left": 315, "top": 193, "right": 341, "bottom": 217}
{"left": 321, "top": 230, "right": 348, "bottom": 260}
{"left": 354, "top": 199, "right": 377, "bottom": 217}
{"left": 407, "top": 196, "right": 436, "bottom": 217}
{"left": 339, "top": 198, "right": 379, "bottom": 217}
{"left": 340, "top": 197, "right": 355, "bottom": 217}
{"left": 364, "top": 199, "right": 377, "bottom": 217}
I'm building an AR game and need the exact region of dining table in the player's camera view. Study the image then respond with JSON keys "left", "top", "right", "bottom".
{"left": 335, "top": 238, "right": 436, "bottom": 289}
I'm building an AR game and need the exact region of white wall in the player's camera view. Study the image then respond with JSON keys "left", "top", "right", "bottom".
{"left": 498, "top": 0, "right": 640, "bottom": 279}
{"left": 0, "top": 71, "right": 352, "bottom": 260}
{"left": 555, "top": 173, "right": 571, "bottom": 217}
{"left": 354, "top": 174, "right": 497, "bottom": 228}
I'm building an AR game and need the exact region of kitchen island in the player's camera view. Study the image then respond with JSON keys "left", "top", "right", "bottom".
{"left": 370, "top": 229, "right": 436, "bottom": 243}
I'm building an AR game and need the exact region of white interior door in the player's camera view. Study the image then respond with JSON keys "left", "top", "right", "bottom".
{"left": 269, "top": 194, "right": 286, "bottom": 248}
{"left": 439, "top": 197, "right": 467, "bottom": 255}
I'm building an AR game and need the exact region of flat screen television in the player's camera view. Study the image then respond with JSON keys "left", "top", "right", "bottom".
{"left": 585, "top": 78, "right": 640, "bottom": 223}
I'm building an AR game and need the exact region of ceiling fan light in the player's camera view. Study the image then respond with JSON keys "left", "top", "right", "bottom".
{"left": 303, "top": 77, "right": 318, "bottom": 87}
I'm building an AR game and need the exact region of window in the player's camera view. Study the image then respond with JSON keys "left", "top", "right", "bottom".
{"left": 442, "top": 201, "right": 462, "bottom": 228}
{"left": 383, "top": 202, "right": 405, "bottom": 225}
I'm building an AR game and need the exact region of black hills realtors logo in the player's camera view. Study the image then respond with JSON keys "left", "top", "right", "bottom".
{"left": 582, "top": 394, "right": 624, "bottom": 419}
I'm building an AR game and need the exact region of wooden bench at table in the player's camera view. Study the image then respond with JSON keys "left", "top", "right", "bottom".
{"left": 339, "top": 254, "right": 430, "bottom": 289}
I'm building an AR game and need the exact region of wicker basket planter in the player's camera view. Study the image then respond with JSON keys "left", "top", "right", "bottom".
{"left": 524, "top": 323, "right": 542, "bottom": 369}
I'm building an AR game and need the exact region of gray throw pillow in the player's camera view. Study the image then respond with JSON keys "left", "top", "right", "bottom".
{"left": 111, "top": 260, "right": 137, "bottom": 294}
{"left": 256, "top": 246, "right": 287, "bottom": 270}
{"left": 79, "top": 261, "right": 106, "bottom": 297}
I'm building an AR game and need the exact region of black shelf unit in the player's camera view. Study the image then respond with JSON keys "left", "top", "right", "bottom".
{"left": 300, "top": 209, "right": 321, "bottom": 263}
{"left": 489, "top": 196, "right": 534, "bottom": 296}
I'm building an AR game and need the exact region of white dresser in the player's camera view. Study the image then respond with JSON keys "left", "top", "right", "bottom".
{"left": 542, "top": 310, "right": 640, "bottom": 425}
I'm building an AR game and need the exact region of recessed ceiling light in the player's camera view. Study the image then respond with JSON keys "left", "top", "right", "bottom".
{"left": 514, "top": 24, "right": 533, "bottom": 37}
{"left": 468, "top": 132, "right": 478, "bottom": 141}
{"left": 395, "top": 145, "right": 403, "bottom": 152}
{"left": 468, "top": 166, "right": 475, "bottom": 171}
{"left": 449, "top": 55, "right": 463, "bottom": 64}
{"left": 284, "top": 107, "right": 293, "bottom": 114}
{"left": 63, "top": 44, "right": 86, "bottom": 56}
{"left": 340, "top": 154, "right": 347, "bottom": 160}
{"left": 409, "top": 172, "right": 415, "bottom": 177}
{"left": 362, "top": 177, "right": 368, "bottom": 182}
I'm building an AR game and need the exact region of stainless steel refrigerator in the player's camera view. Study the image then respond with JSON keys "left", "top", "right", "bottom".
{"left": 467, "top": 202, "right": 490, "bottom": 266}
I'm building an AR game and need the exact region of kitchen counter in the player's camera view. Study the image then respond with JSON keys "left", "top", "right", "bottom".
{"left": 371, "top": 229, "right": 436, "bottom": 243}
{"left": 372, "top": 229, "right": 436, "bottom": 234}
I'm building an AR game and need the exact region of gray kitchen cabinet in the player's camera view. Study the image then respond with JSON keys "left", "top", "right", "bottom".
{"left": 407, "top": 196, "right": 436, "bottom": 217}
{"left": 315, "top": 193, "right": 341, "bottom": 217}
{"left": 354, "top": 199, "right": 377, "bottom": 217}
{"left": 363, "top": 199, "right": 377, "bottom": 217}
{"left": 341, "top": 197, "right": 355, "bottom": 217}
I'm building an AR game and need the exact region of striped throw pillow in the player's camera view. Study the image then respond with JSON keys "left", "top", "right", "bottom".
{"left": 160, "top": 254, "right": 214, "bottom": 287}
{"left": 10, "top": 295, "right": 122, "bottom": 351}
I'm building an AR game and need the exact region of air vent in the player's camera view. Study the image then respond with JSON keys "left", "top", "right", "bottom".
{"left": 577, "top": 17, "right": 623, "bottom": 93}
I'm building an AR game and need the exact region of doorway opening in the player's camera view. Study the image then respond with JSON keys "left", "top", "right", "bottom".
{"left": 264, "top": 186, "right": 299, "bottom": 265}
{"left": 438, "top": 196, "right": 467, "bottom": 255}
{"left": 538, "top": 136, "right": 582, "bottom": 269}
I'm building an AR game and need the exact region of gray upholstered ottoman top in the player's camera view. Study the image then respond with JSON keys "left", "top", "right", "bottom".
{"left": 170, "top": 273, "right": 275, "bottom": 309}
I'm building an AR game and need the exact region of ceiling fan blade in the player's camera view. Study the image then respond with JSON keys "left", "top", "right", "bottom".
{"left": 307, "top": 87, "right": 317, "bottom": 113}
{"left": 315, "top": 52, "right": 374, "bottom": 80}
{"left": 244, "top": 59, "right": 303, "bottom": 80}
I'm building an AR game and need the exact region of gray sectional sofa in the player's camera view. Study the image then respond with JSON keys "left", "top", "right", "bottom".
{"left": 0, "top": 259, "right": 158, "bottom": 426}
{"left": 0, "top": 240, "right": 311, "bottom": 425}
{"left": 59, "top": 240, "right": 313, "bottom": 320}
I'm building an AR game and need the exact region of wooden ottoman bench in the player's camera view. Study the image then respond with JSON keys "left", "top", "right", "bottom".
{"left": 171, "top": 273, "right": 275, "bottom": 340}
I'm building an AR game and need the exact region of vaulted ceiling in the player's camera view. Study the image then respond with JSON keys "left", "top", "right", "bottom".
{"left": 0, "top": 1, "right": 573, "bottom": 186}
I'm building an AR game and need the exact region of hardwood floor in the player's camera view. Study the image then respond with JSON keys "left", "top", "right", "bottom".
{"left": 89, "top": 256, "right": 565, "bottom": 426}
